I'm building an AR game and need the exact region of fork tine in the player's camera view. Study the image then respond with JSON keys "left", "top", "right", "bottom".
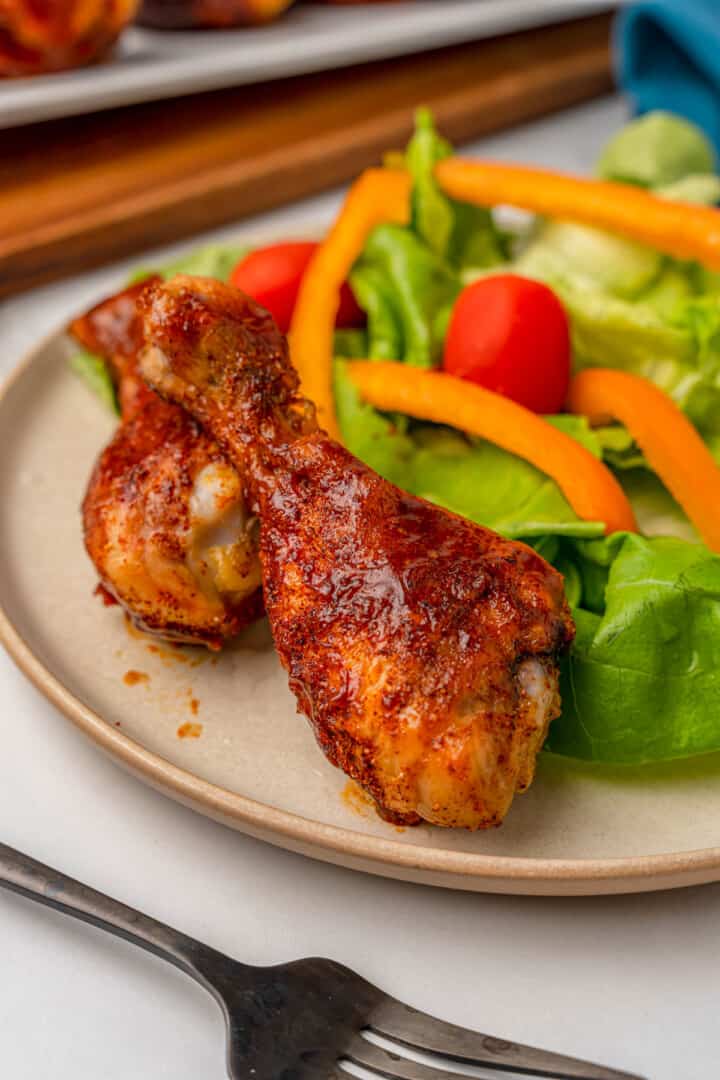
{"left": 343, "top": 1035, "right": 466, "bottom": 1080}
{"left": 369, "top": 999, "right": 646, "bottom": 1080}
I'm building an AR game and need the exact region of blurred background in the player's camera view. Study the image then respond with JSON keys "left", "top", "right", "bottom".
{"left": 2, "top": 0, "right": 717, "bottom": 298}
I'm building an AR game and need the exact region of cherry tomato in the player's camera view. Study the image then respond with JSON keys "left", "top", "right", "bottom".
{"left": 230, "top": 241, "right": 364, "bottom": 333}
{"left": 443, "top": 274, "right": 571, "bottom": 414}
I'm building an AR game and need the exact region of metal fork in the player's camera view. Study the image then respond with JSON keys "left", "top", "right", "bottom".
{"left": 0, "top": 843, "right": 644, "bottom": 1080}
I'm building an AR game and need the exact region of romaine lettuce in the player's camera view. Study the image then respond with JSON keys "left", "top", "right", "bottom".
{"left": 511, "top": 252, "right": 720, "bottom": 436}
{"left": 350, "top": 110, "right": 506, "bottom": 369}
{"left": 512, "top": 112, "right": 720, "bottom": 454}
{"left": 406, "top": 107, "right": 507, "bottom": 271}
{"left": 528, "top": 220, "right": 662, "bottom": 298}
{"left": 350, "top": 224, "right": 459, "bottom": 367}
{"left": 347, "top": 263, "right": 403, "bottom": 360}
{"left": 406, "top": 106, "right": 455, "bottom": 259}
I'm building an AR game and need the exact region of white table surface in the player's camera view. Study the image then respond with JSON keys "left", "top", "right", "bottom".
{"left": 1, "top": 96, "right": 718, "bottom": 1080}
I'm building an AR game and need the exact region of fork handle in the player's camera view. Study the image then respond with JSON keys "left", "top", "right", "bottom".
{"left": 0, "top": 842, "right": 224, "bottom": 989}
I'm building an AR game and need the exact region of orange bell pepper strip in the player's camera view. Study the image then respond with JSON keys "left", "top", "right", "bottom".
{"left": 290, "top": 168, "right": 411, "bottom": 439}
{"left": 569, "top": 368, "right": 720, "bottom": 552}
{"left": 347, "top": 361, "right": 638, "bottom": 536}
{"left": 435, "top": 158, "right": 720, "bottom": 269}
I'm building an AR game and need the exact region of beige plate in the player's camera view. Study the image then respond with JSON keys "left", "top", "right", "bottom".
{"left": 2, "top": 327, "right": 720, "bottom": 896}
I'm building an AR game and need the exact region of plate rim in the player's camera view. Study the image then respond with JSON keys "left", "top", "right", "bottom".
{"left": 3, "top": 320, "right": 720, "bottom": 894}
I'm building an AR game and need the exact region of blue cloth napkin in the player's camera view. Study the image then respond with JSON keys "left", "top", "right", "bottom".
{"left": 616, "top": 0, "right": 720, "bottom": 155}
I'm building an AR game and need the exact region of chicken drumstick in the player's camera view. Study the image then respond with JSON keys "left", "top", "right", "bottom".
{"left": 73, "top": 281, "right": 263, "bottom": 648}
{"left": 140, "top": 276, "right": 574, "bottom": 828}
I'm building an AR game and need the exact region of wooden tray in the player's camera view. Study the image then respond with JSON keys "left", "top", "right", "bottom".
{"left": 0, "top": 14, "right": 612, "bottom": 299}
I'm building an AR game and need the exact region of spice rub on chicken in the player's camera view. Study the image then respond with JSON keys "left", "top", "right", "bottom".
{"left": 72, "top": 281, "right": 263, "bottom": 649}
{"left": 139, "top": 275, "right": 575, "bottom": 828}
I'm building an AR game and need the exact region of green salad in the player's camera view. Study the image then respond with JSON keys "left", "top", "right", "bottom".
{"left": 73, "top": 109, "right": 720, "bottom": 767}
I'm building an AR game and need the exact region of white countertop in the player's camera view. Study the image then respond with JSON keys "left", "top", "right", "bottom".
{"left": 1, "top": 96, "right": 718, "bottom": 1080}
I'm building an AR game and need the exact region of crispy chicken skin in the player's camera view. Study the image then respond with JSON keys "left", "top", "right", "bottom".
{"left": 140, "top": 276, "right": 575, "bottom": 828}
{"left": 72, "top": 281, "right": 263, "bottom": 648}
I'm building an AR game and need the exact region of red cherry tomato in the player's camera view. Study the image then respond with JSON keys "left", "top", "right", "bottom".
{"left": 443, "top": 274, "right": 571, "bottom": 414}
{"left": 230, "top": 241, "right": 364, "bottom": 333}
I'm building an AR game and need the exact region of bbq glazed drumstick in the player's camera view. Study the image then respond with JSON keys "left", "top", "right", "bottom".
{"left": 71, "top": 281, "right": 263, "bottom": 648}
{"left": 140, "top": 276, "right": 575, "bottom": 828}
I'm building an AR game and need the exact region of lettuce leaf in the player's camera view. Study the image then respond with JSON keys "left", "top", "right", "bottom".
{"left": 128, "top": 242, "right": 246, "bottom": 285}
{"left": 334, "top": 362, "right": 603, "bottom": 541}
{"left": 333, "top": 361, "right": 415, "bottom": 487}
{"left": 70, "top": 351, "right": 120, "bottom": 416}
{"left": 406, "top": 106, "right": 455, "bottom": 259}
{"left": 407, "top": 426, "right": 603, "bottom": 539}
{"left": 526, "top": 220, "right": 662, "bottom": 299}
{"left": 348, "top": 261, "right": 404, "bottom": 360}
{"left": 547, "top": 533, "right": 720, "bottom": 762}
{"left": 406, "top": 107, "right": 507, "bottom": 270}
{"left": 511, "top": 250, "right": 720, "bottom": 435}
{"left": 511, "top": 113, "right": 720, "bottom": 455}
{"left": 350, "top": 224, "right": 460, "bottom": 367}
{"left": 346, "top": 110, "right": 505, "bottom": 389}
{"left": 594, "top": 425, "right": 646, "bottom": 470}
{"left": 596, "top": 111, "right": 716, "bottom": 187}
{"left": 654, "top": 173, "right": 720, "bottom": 205}
{"left": 347, "top": 110, "right": 505, "bottom": 368}
{"left": 640, "top": 265, "right": 695, "bottom": 313}
{"left": 333, "top": 328, "right": 368, "bottom": 359}
{"left": 543, "top": 413, "right": 603, "bottom": 457}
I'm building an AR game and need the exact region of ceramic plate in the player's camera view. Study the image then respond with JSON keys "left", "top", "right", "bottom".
{"left": 0, "top": 0, "right": 620, "bottom": 130}
{"left": 2, "top": 321, "right": 720, "bottom": 896}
